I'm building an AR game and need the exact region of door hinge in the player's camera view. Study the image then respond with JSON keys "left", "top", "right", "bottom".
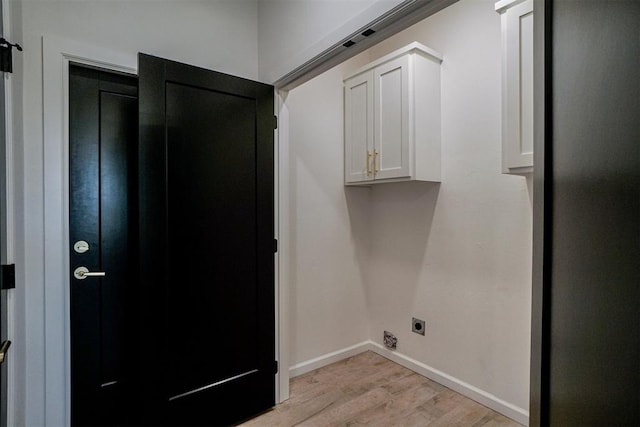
{"left": 0, "top": 38, "right": 23, "bottom": 73}
{"left": 1, "top": 264, "right": 15, "bottom": 290}
{"left": 273, "top": 360, "right": 279, "bottom": 374}
{"left": 273, "top": 115, "right": 278, "bottom": 130}
{"left": 273, "top": 239, "right": 278, "bottom": 253}
{"left": 0, "top": 340, "right": 11, "bottom": 364}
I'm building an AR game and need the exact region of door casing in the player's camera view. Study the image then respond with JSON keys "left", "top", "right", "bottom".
{"left": 0, "top": 1, "right": 16, "bottom": 426}
{"left": 40, "top": 35, "right": 286, "bottom": 425}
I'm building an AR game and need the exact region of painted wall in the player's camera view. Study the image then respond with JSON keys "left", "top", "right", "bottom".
{"left": 286, "top": 0, "right": 531, "bottom": 416}
{"left": 285, "top": 52, "right": 373, "bottom": 367}
{"left": 14, "top": 1, "right": 259, "bottom": 425}
{"left": 367, "top": 0, "right": 531, "bottom": 412}
{"left": 257, "top": 0, "right": 403, "bottom": 83}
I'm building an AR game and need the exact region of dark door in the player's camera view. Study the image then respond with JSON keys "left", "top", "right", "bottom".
{"left": 532, "top": 0, "right": 640, "bottom": 425}
{"left": 137, "top": 54, "right": 275, "bottom": 426}
{"left": 69, "top": 65, "right": 138, "bottom": 426}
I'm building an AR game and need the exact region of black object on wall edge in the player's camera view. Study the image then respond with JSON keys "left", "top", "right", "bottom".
{"left": 0, "top": 38, "right": 22, "bottom": 73}
{"left": 0, "top": 265, "right": 14, "bottom": 290}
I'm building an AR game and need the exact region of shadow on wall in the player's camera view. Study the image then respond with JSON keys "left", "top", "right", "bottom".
{"left": 344, "top": 186, "right": 373, "bottom": 293}
{"left": 347, "top": 181, "right": 441, "bottom": 315}
{"left": 370, "top": 180, "right": 440, "bottom": 281}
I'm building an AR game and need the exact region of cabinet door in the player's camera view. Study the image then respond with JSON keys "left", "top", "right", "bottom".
{"left": 344, "top": 71, "right": 374, "bottom": 183}
{"left": 503, "top": 0, "right": 534, "bottom": 173}
{"left": 374, "top": 55, "right": 410, "bottom": 180}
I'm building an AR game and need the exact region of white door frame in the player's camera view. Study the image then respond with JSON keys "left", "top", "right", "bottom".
{"left": 1, "top": 1, "right": 16, "bottom": 426}
{"left": 275, "top": 90, "right": 290, "bottom": 401}
{"left": 41, "top": 35, "right": 287, "bottom": 426}
{"left": 42, "top": 35, "right": 137, "bottom": 426}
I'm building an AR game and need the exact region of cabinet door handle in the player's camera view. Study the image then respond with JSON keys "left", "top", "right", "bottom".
{"left": 373, "top": 150, "right": 379, "bottom": 176}
{"left": 366, "top": 151, "right": 372, "bottom": 176}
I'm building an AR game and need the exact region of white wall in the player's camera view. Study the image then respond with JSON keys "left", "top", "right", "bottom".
{"left": 257, "top": 0, "right": 403, "bottom": 83}
{"left": 366, "top": 0, "right": 531, "bottom": 411}
{"left": 14, "top": 1, "right": 259, "bottom": 425}
{"left": 286, "top": 0, "right": 531, "bottom": 417}
{"left": 25, "top": 0, "right": 259, "bottom": 80}
{"left": 285, "top": 52, "right": 372, "bottom": 367}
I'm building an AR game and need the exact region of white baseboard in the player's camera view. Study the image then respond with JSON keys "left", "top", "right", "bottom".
{"left": 289, "top": 340, "right": 529, "bottom": 426}
{"left": 366, "top": 342, "right": 529, "bottom": 426}
{"left": 289, "top": 341, "right": 371, "bottom": 378}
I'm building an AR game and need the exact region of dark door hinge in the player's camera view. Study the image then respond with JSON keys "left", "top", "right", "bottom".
{"left": 273, "top": 115, "right": 278, "bottom": 130}
{"left": 0, "top": 340, "right": 11, "bottom": 364}
{"left": 273, "top": 360, "right": 279, "bottom": 374}
{"left": 273, "top": 239, "right": 278, "bottom": 253}
{"left": 0, "top": 38, "right": 23, "bottom": 74}
{"left": 1, "top": 264, "right": 15, "bottom": 289}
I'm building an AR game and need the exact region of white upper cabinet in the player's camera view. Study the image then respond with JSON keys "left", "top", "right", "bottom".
{"left": 496, "top": 0, "right": 534, "bottom": 174}
{"left": 344, "top": 42, "right": 442, "bottom": 185}
{"left": 374, "top": 55, "right": 410, "bottom": 180}
{"left": 345, "top": 70, "right": 375, "bottom": 183}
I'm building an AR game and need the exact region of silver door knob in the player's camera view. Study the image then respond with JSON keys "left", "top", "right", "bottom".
{"left": 74, "top": 266, "right": 106, "bottom": 280}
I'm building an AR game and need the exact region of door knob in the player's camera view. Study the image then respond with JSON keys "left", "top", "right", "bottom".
{"left": 74, "top": 266, "right": 106, "bottom": 280}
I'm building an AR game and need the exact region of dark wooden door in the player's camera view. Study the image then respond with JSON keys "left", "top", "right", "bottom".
{"left": 69, "top": 65, "right": 138, "bottom": 426}
{"left": 137, "top": 54, "right": 275, "bottom": 426}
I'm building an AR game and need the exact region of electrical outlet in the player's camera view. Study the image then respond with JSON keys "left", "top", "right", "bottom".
{"left": 412, "top": 318, "right": 425, "bottom": 336}
{"left": 383, "top": 331, "right": 397, "bottom": 350}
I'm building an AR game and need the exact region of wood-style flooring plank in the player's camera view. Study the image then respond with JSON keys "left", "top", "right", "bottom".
{"left": 239, "top": 351, "right": 523, "bottom": 427}
{"left": 344, "top": 378, "right": 443, "bottom": 426}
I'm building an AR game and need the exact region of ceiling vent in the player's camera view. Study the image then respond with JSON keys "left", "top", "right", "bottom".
{"left": 275, "top": 0, "right": 458, "bottom": 91}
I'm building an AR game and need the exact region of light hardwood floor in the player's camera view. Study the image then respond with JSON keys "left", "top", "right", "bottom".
{"left": 240, "top": 351, "right": 522, "bottom": 427}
